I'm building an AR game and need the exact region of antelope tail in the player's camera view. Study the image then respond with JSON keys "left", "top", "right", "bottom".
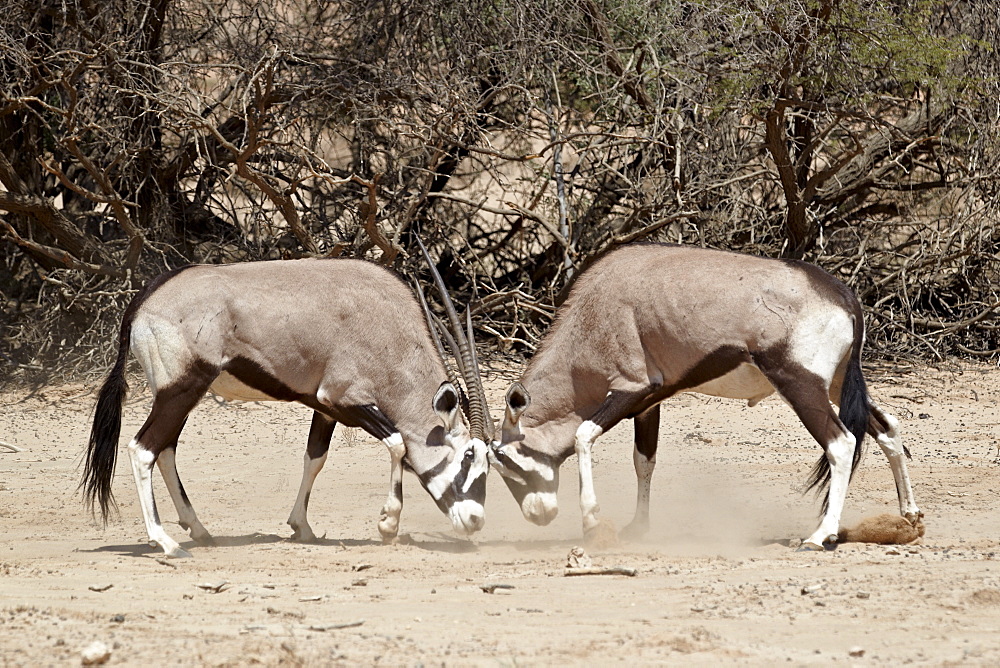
{"left": 81, "top": 321, "right": 132, "bottom": 524}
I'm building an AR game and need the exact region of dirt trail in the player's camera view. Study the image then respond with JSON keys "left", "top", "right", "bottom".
{"left": 2, "top": 364, "right": 999, "bottom": 665}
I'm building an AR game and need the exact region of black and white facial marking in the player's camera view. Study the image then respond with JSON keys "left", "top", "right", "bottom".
{"left": 414, "top": 383, "right": 489, "bottom": 534}
{"left": 490, "top": 440, "right": 561, "bottom": 525}
{"left": 489, "top": 383, "right": 562, "bottom": 525}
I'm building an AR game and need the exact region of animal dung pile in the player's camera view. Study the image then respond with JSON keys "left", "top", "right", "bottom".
{"left": 838, "top": 513, "right": 925, "bottom": 545}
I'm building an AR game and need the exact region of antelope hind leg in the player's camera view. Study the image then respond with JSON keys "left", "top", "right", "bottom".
{"left": 868, "top": 403, "right": 921, "bottom": 521}
{"left": 156, "top": 447, "right": 213, "bottom": 545}
{"left": 621, "top": 405, "right": 660, "bottom": 540}
{"left": 129, "top": 440, "right": 191, "bottom": 558}
{"left": 287, "top": 411, "right": 335, "bottom": 542}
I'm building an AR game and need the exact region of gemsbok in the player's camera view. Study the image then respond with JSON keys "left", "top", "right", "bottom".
{"left": 82, "top": 256, "right": 491, "bottom": 558}
{"left": 489, "top": 243, "right": 921, "bottom": 550}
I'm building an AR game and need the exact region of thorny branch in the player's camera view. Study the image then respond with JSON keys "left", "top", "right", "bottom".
{"left": 2, "top": 0, "right": 1000, "bottom": 383}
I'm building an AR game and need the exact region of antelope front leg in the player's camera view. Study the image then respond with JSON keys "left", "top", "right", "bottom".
{"left": 320, "top": 403, "right": 402, "bottom": 542}
{"left": 287, "top": 451, "right": 328, "bottom": 542}
{"left": 575, "top": 420, "right": 604, "bottom": 533}
{"left": 577, "top": 387, "right": 658, "bottom": 538}
{"left": 622, "top": 405, "right": 660, "bottom": 539}
{"left": 378, "top": 432, "right": 406, "bottom": 542}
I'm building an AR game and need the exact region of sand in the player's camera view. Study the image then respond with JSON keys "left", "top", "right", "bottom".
{"left": 1, "top": 362, "right": 999, "bottom": 665}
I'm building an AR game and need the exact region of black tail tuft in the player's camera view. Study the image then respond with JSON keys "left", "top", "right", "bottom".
{"left": 806, "top": 335, "right": 869, "bottom": 515}
{"left": 80, "top": 342, "right": 130, "bottom": 524}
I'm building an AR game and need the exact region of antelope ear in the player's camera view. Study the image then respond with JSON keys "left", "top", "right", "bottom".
{"left": 433, "top": 382, "right": 464, "bottom": 434}
{"left": 503, "top": 382, "right": 530, "bottom": 430}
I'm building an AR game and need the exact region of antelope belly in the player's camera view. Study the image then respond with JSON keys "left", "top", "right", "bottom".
{"left": 688, "top": 363, "right": 774, "bottom": 405}
{"left": 209, "top": 371, "right": 279, "bottom": 402}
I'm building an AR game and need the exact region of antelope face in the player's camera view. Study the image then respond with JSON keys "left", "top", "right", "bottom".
{"left": 419, "top": 383, "right": 489, "bottom": 535}
{"left": 489, "top": 382, "right": 561, "bottom": 526}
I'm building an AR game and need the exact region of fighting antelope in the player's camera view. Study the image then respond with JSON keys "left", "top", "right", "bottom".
{"left": 490, "top": 243, "right": 920, "bottom": 550}
{"left": 82, "top": 255, "right": 491, "bottom": 558}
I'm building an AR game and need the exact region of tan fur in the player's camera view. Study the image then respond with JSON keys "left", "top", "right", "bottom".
{"left": 521, "top": 245, "right": 859, "bottom": 424}
{"left": 493, "top": 243, "right": 920, "bottom": 548}
{"left": 135, "top": 258, "right": 450, "bottom": 471}
{"left": 838, "top": 513, "right": 925, "bottom": 544}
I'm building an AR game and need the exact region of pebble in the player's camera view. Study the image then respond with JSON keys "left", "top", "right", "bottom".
{"left": 81, "top": 641, "right": 111, "bottom": 665}
{"left": 849, "top": 646, "right": 865, "bottom": 657}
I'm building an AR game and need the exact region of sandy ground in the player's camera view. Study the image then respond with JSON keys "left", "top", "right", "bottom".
{"left": 2, "top": 362, "right": 1000, "bottom": 666}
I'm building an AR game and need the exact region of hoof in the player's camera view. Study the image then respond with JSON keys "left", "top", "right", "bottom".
{"left": 289, "top": 526, "right": 318, "bottom": 543}
{"left": 797, "top": 541, "right": 825, "bottom": 552}
{"left": 619, "top": 521, "right": 649, "bottom": 542}
{"left": 163, "top": 545, "right": 193, "bottom": 559}
{"left": 378, "top": 511, "right": 400, "bottom": 543}
{"left": 191, "top": 532, "right": 216, "bottom": 546}
{"left": 584, "top": 518, "right": 620, "bottom": 549}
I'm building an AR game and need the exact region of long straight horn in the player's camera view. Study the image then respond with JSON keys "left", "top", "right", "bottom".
{"left": 414, "top": 234, "right": 491, "bottom": 442}
{"left": 466, "top": 308, "right": 495, "bottom": 440}
{"left": 414, "top": 277, "right": 469, "bottom": 411}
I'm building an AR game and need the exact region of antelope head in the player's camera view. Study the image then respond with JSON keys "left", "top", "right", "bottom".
{"left": 489, "top": 382, "right": 562, "bottom": 526}
{"left": 414, "top": 235, "right": 494, "bottom": 535}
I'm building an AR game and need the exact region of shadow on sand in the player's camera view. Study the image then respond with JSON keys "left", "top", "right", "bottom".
{"left": 82, "top": 530, "right": 498, "bottom": 557}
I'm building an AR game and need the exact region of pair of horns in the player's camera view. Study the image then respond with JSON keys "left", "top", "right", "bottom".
{"left": 414, "top": 234, "right": 495, "bottom": 443}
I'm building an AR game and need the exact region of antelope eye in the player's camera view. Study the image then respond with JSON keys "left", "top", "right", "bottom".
{"left": 464, "top": 448, "right": 475, "bottom": 460}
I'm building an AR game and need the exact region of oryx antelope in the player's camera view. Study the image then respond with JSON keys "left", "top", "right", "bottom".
{"left": 82, "top": 257, "right": 491, "bottom": 558}
{"left": 489, "top": 243, "right": 921, "bottom": 550}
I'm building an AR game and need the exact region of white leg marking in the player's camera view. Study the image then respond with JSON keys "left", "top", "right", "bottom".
{"left": 872, "top": 408, "right": 920, "bottom": 518}
{"left": 803, "top": 432, "right": 855, "bottom": 548}
{"left": 575, "top": 420, "right": 604, "bottom": 532}
{"left": 287, "top": 451, "right": 328, "bottom": 542}
{"left": 156, "top": 448, "right": 211, "bottom": 543}
{"left": 127, "top": 439, "right": 189, "bottom": 558}
{"left": 623, "top": 447, "right": 655, "bottom": 537}
{"left": 378, "top": 433, "right": 405, "bottom": 541}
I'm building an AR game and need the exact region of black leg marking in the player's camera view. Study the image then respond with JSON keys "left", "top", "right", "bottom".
{"left": 175, "top": 467, "right": 192, "bottom": 506}
{"left": 590, "top": 388, "right": 657, "bottom": 433}
{"left": 634, "top": 404, "right": 660, "bottom": 459}
{"left": 307, "top": 411, "right": 336, "bottom": 459}
{"left": 330, "top": 404, "right": 397, "bottom": 442}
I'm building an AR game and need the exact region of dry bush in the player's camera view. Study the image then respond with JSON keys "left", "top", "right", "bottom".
{"left": 2, "top": 0, "right": 999, "bottom": 386}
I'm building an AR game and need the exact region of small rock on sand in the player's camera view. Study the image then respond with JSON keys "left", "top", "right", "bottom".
{"left": 81, "top": 641, "right": 111, "bottom": 665}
